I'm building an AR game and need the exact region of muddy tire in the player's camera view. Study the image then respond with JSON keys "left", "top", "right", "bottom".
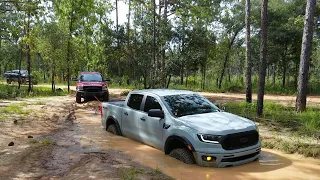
{"left": 107, "top": 124, "right": 119, "bottom": 135}
{"left": 169, "top": 148, "right": 195, "bottom": 164}
{"left": 103, "top": 92, "right": 109, "bottom": 102}
{"left": 76, "top": 93, "right": 81, "bottom": 103}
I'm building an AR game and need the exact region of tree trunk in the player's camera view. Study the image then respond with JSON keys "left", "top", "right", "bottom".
{"left": 282, "top": 60, "right": 286, "bottom": 88}
{"left": 115, "top": 0, "right": 121, "bottom": 77}
{"left": 151, "top": 0, "right": 156, "bottom": 88}
{"left": 67, "top": 20, "right": 72, "bottom": 93}
{"left": 202, "top": 63, "right": 206, "bottom": 90}
{"left": 296, "top": 0, "right": 316, "bottom": 112}
{"left": 257, "top": 0, "right": 268, "bottom": 117}
{"left": 161, "top": 0, "right": 168, "bottom": 88}
{"left": 166, "top": 74, "right": 171, "bottom": 88}
{"left": 18, "top": 44, "right": 23, "bottom": 89}
{"left": 52, "top": 64, "right": 55, "bottom": 92}
{"left": 180, "top": 67, "right": 184, "bottom": 85}
{"left": 127, "top": 0, "right": 131, "bottom": 46}
{"left": 228, "top": 68, "right": 231, "bottom": 83}
{"left": 218, "top": 29, "right": 241, "bottom": 89}
{"left": 27, "top": 11, "right": 32, "bottom": 93}
{"left": 185, "top": 72, "right": 188, "bottom": 87}
{"left": 282, "top": 46, "right": 288, "bottom": 88}
{"left": 245, "top": 0, "right": 252, "bottom": 103}
{"left": 272, "top": 64, "right": 276, "bottom": 87}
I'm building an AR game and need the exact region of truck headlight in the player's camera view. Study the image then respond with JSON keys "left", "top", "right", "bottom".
{"left": 197, "top": 134, "right": 223, "bottom": 144}
{"left": 78, "top": 86, "right": 84, "bottom": 91}
{"left": 102, "top": 86, "right": 107, "bottom": 91}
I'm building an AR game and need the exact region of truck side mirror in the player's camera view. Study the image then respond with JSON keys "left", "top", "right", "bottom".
{"left": 105, "top": 77, "right": 111, "bottom": 82}
{"left": 72, "top": 77, "right": 78, "bottom": 81}
{"left": 148, "top": 109, "right": 164, "bottom": 119}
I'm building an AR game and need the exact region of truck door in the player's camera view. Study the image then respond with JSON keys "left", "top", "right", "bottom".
{"left": 122, "top": 94, "right": 144, "bottom": 141}
{"left": 139, "top": 95, "right": 164, "bottom": 150}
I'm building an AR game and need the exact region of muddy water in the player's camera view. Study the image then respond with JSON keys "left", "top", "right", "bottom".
{"left": 76, "top": 109, "right": 320, "bottom": 180}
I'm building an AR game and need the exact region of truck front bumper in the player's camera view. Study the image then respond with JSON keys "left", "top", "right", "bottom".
{"left": 77, "top": 90, "right": 108, "bottom": 98}
{"left": 194, "top": 145, "right": 261, "bottom": 168}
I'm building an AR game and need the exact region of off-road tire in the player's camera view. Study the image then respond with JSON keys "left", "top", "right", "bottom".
{"left": 103, "top": 92, "right": 109, "bottom": 102}
{"left": 76, "top": 93, "right": 81, "bottom": 103}
{"left": 107, "top": 124, "right": 119, "bottom": 135}
{"left": 169, "top": 148, "right": 195, "bottom": 164}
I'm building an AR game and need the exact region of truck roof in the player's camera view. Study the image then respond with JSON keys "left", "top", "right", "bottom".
{"left": 131, "top": 89, "right": 195, "bottom": 96}
{"left": 80, "top": 72, "right": 101, "bottom": 74}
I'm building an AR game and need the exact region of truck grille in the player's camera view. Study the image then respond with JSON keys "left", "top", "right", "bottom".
{"left": 221, "top": 130, "right": 259, "bottom": 150}
{"left": 84, "top": 86, "right": 102, "bottom": 92}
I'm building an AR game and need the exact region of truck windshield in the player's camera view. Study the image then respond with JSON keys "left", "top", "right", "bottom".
{"left": 80, "top": 74, "right": 103, "bottom": 82}
{"left": 163, "top": 94, "right": 219, "bottom": 117}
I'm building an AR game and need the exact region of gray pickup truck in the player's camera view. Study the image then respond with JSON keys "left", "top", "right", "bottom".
{"left": 101, "top": 89, "right": 261, "bottom": 168}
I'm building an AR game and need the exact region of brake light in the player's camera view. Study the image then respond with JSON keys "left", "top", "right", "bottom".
{"left": 100, "top": 105, "right": 102, "bottom": 118}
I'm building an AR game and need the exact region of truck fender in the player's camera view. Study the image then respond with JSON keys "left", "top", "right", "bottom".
{"left": 164, "top": 135, "right": 195, "bottom": 154}
{"left": 106, "top": 116, "right": 122, "bottom": 135}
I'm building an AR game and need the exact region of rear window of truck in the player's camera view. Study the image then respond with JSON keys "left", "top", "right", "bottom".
{"left": 127, "top": 94, "right": 143, "bottom": 110}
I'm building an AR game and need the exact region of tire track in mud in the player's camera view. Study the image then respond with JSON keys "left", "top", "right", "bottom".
{"left": 1, "top": 100, "right": 171, "bottom": 180}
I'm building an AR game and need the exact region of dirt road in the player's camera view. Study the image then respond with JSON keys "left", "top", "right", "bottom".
{"left": 0, "top": 96, "right": 171, "bottom": 180}
{"left": 1, "top": 95, "right": 320, "bottom": 180}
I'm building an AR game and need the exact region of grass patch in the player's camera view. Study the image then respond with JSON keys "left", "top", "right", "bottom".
{"left": 29, "top": 139, "right": 39, "bottom": 144}
{"left": 34, "top": 101, "right": 46, "bottom": 105}
{"left": 224, "top": 101, "right": 320, "bottom": 137}
{"left": 121, "top": 168, "right": 143, "bottom": 180}
{"left": 0, "top": 84, "right": 68, "bottom": 99}
{"left": 29, "top": 137, "right": 55, "bottom": 146}
{"left": 39, "top": 137, "right": 55, "bottom": 146}
{"left": 262, "top": 137, "right": 320, "bottom": 158}
{"left": 0, "top": 103, "right": 30, "bottom": 115}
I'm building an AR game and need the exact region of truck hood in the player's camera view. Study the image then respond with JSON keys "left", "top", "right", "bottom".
{"left": 177, "top": 112, "right": 256, "bottom": 135}
{"left": 77, "top": 82, "right": 106, "bottom": 87}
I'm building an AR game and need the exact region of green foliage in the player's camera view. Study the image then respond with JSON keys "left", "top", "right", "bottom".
{"left": 0, "top": 84, "right": 68, "bottom": 99}
{"left": 0, "top": 103, "right": 30, "bottom": 115}
{"left": 121, "top": 168, "right": 142, "bottom": 180}
{"left": 31, "top": 71, "right": 41, "bottom": 84}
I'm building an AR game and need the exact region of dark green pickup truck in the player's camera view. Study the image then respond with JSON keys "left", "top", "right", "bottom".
{"left": 4, "top": 70, "right": 37, "bottom": 85}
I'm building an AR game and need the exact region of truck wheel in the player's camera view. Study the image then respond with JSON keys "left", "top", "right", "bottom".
{"left": 107, "top": 124, "right": 119, "bottom": 135}
{"left": 76, "top": 93, "right": 81, "bottom": 103}
{"left": 169, "top": 148, "right": 195, "bottom": 164}
{"left": 103, "top": 92, "right": 109, "bottom": 102}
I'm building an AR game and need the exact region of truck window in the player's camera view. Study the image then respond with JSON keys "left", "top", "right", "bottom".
{"left": 127, "top": 94, "right": 143, "bottom": 110}
{"left": 144, "top": 96, "right": 162, "bottom": 112}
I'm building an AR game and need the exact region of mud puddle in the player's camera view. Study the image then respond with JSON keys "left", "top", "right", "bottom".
{"left": 75, "top": 106, "right": 320, "bottom": 180}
